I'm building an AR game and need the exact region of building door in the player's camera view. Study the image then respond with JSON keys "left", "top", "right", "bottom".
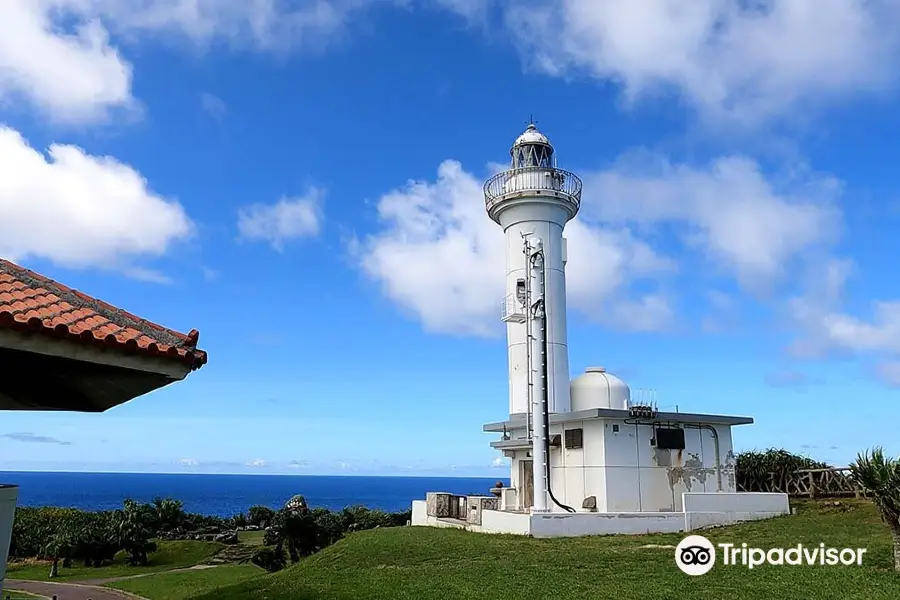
{"left": 521, "top": 460, "right": 534, "bottom": 509}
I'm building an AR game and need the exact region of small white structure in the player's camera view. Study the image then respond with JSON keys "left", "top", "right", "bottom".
{"left": 411, "top": 123, "right": 789, "bottom": 537}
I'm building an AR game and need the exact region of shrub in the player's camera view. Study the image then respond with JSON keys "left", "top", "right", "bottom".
{"left": 736, "top": 448, "right": 828, "bottom": 492}
{"left": 247, "top": 505, "right": 276, "bottom": 529}
{"left": 251, "top": 546, "right": 287, "bottom": 573}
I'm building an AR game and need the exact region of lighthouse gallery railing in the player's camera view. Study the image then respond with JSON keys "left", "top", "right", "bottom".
{"left": 483, "top": 167, "right": 583, "bottom": 213}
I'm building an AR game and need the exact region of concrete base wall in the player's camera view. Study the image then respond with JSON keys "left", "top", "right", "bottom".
{"left": 682, "top": 492, "right": 789, "bottom": 513}
{"left": 411, "top": 491, "right": 791, "bottom": 538}
{"left": 0, "top": 485, "right": 19, "bottom": 597}
{"left": 480, "top": 509, "right": 530, "bottom": 535}
{"left": 530, "top": 512, "right": 684, "bottom": 537}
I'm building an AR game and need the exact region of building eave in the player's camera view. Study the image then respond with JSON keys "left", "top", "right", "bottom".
{"left": 483, "top": 408, "right": 754, "bottom": 433}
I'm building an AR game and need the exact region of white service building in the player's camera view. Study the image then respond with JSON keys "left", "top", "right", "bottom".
{"left": 412, "top": 123, "right": 789, "bottom": 537}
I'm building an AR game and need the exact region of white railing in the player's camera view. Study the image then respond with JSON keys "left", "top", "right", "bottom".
{"left": 484, "top": 167, "right": 582, "bottom": 217}
{"left": 501, "top": 293, "right": 526, "bottom": 323}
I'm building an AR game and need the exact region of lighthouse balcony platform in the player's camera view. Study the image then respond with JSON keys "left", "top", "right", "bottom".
{"left": 500, "top": 293, "right": 526, "bottom": 323}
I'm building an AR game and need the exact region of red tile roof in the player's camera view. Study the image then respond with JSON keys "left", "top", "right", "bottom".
{"left": 0, "top": 259, "right": 207, "bottom": 370}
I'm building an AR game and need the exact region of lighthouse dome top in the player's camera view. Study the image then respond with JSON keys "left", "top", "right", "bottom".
{"left": 512, "top": 123, "right": 551, "bottom": 148}
{"left": 483, "top": 122, "right": 583, "bottom": 225}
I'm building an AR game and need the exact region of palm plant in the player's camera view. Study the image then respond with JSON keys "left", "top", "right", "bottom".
{"left": 42, "top": 526, "right": 74, "bottom": 578}
{"left": 849, "top": 447, "right": 900, "bottom": 571}
{"left": 114, "top": 499, "right": 157, "bottom": 566}
{"left": 150, "top": 497, "right": 186, "bottom": 533}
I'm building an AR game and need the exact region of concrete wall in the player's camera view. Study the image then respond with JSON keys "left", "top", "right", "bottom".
{"left": 682, "top": 492, "right": 789, "bottom": 513}
{"left": 530, "top": 512, "right": 684, "bottom": 537}
{"left": 411, "top": 500, "right": 428, "bottom": 526}
{"left": 0, "top": 485, "right": 18, "bottom": 597}
{"left": 504, "top": 419, "right": 739, "bottom": 515}
{"left": 546, "top": 419, "right": 607, "bottom": 512}
{"left": 603, "top": 420, "right": 736, "bottom": 512}
{"left": 415, "top": 494, "right": 790, "bottom": 537}
{"left": 684, "top": 510, "right": 785, "bottom": 531}
{"left": 480, "top": 510, "right": 531, "bottom": 535}
{"left": 682, "top": 492, "right": 790, "bottom": 531}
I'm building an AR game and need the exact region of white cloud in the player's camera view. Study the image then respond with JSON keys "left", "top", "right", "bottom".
{"left": 246, "top": 458, "right": 267, "bottom": 468}
{"left": 355, "top": 153, "right": 839, "bottom": 337}
{"left": 582, "top": 154, "right": 841, "bottom": 291}
{"left": 178, "top": 458, "right": 199, "bottom": 466}
{"left": 199, "top": 92, "right": 226, "bottom": 120}
{"left": 354, "top": 160, "right": 675, "bottom": 336}
{"left": 791, "top": 298, "right": 900, "bottom": 357}
{"left": 0, "top": 0, "right": 396, "bottom": 123}
{"left": 9, "top": 1, "right": 900, "bottom": 126}
{"left": 237, "top": 188, "right": 323, "bottom": 250}
{"left": 700, "top": 290, "right": 738, "bottom": 334}
{"left": 74, "top": 0, "right": 397, "bottom": 51}
{"left": 0, "top": 0, "right": 135, "bottom": 124}
{"left": 201, "top": 266, "right": 219, "bottom": 282}
{"left": 876, "top": 362, "right": 900, "bottom": 388}
{"left": 786, "top": 258, "right": 900, "bottom": 387}
{"left": 434, "top": 0, "right": 491, "bottom": 22}
{"left": 467, "top": 0, "right": 900, "bottom": 126}
{"left": 491, "top": 457, "right": 506, "bottom": 468}
{"left": 0, "top": 126, "right": 193, "bottom": 271}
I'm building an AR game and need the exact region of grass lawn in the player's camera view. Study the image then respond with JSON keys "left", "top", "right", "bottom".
{"left": 237, "top": 530, "right": 265, "bottom": 546}
{"left": 189, "top": 500, "right": 900, "bottom": 600}
{"left": 6, "top": 540, "right": 224, "bottom": 582}
{"left": 107, "top": 564, "right": 265, "bottom": 600}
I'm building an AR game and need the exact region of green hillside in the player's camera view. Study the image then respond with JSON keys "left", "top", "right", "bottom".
{"left": 187, "top": 499, "right": 900, "bottom": 600}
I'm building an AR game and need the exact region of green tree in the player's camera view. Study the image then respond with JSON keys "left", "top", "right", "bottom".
{"left": 74, "top": 511, "right": 120, "bottom": 567}
{"left": 150, "top": 497, "right": 187, "bottom": 533}
{"left": 250, "top": 546, "right": 286, "bottom": 573}
{"left": 311, "top": 508, "right": 344, "bottom": 547}
{"left": 114, "top": 499, "right": 158, "bottom": 566}
{"left": 270, "top": 507, "right": 317, "bottom": 563}
{"left": 850, "top": 447, "right": 900, "bottom": 571}
{"left": 231, "top": 512, "right": 248, "bottom": 528}
{"left": 247, "top": 505, "right": 276, "bottom": 528}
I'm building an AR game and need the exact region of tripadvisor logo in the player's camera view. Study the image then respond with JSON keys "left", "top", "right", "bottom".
{"left": 674, "top": 535, "right": 867, "bottom": 576}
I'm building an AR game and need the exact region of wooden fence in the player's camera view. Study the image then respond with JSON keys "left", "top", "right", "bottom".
{"left": 736, "top": 467, "right": 867, "bottom": 498}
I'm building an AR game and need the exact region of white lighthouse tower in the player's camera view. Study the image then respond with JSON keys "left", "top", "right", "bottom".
{"left": 484, "top": 122, "right": 581, "bottom": 418}
{"left": 411, "top": 123, "right": 789, "bottom": 536}
{"left": 483, "top": 122, "right": 582, "bottom": 512}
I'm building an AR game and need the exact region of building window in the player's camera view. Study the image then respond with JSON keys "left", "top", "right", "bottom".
{"left": 564, "top": 428, "right": 583, "bottom": 449}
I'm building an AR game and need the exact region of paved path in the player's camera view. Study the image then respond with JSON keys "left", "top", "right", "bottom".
{"left": 78, "top": 564, "right": 218, "bottom": 586}
{"left": 6, "top": 579, "right": 147, "bottom": 600}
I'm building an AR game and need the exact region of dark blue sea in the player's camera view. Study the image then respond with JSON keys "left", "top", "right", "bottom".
{"left": 0, "top": 472, "right": 509, "bottom": 517}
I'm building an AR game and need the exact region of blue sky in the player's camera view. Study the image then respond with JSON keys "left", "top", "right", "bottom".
{"left": 0, "top": 0, "right": 898, "bottom": 476}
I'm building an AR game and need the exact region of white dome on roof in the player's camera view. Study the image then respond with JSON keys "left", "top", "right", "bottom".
{"left": 513, "top": 123, "right": 551, "bottom": 147}
{"left": 570, "top": 367, "right": 630, "bottom": 411}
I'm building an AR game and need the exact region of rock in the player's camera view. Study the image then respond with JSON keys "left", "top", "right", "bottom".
{"left": 214, "top": 531, "right": 239, "bottom": 544}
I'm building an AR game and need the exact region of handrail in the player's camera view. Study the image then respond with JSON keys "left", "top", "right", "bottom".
{"left": 483, "top": 167, "right": 582, "bottom": 215}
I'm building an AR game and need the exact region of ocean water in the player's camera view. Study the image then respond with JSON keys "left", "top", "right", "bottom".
{"left": 0, "top": 471, "right": 510, "bottom": 516}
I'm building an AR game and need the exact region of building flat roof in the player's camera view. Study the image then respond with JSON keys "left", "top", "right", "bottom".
{"left": 483, "top": 407, "right": 753, "bottom": 433}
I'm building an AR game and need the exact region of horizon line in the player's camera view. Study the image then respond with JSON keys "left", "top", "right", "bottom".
{"left": 0, "top": 468, "right": 509, "bottom": 479}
